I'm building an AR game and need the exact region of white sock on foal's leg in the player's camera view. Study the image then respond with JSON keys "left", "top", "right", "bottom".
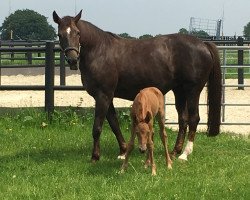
{"left": 178, "top": 141, "right": 193, "bottom": 161}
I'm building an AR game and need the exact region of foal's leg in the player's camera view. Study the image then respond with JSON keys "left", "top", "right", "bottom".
{"left": 147, "top": 135, "right": 156, "bottom": 176}
{"left": 106, "top": 102, "right": 127, "bottom": 159}
{"left": 121, "top": 123, "right": 136, "bottom": 172}
{"left": 172, "top": 88, "right": 188, "bottom": 158}
{"left": 91, "top": 92, "right": 112, "bottom": 162}
{"left": 179, "top": 93, "right": 200, "bottom": 161}
{"left": 144, "top": 120, "right": 154, "bottom": 168}
{"left": 157, "top": 112, "right": 172, "bottom": 169}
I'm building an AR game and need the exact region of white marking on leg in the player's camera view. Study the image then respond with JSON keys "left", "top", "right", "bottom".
{"left": 66, "top": 27, "right": 71, "bottom": 35}
{"left": 178, "top": 141, "right": 193, "bottom": 161}
{"left": 118, "top": 155, "right": 126, "bottom": 160}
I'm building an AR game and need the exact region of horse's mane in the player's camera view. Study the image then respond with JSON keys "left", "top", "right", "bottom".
{"left": 80, "top": 20, "right": 121, "bottom": 43}
{"left": 61, "top": 16, "right": 122, "bottom": 42}
{"left": 105, "top": 31, "right": 121, "bottom": 39}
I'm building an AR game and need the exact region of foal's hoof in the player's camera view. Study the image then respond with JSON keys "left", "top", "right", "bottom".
{"left": 151, "top": 172, "right": 157, "bottom": 176}
{"left": 167, "top": 164, "right": 173, "bottom": 170}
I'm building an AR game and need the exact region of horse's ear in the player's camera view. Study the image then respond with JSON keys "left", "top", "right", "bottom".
{"left": 74, "top": 10, "right": 83, "bottom": 23}
{"left": 53, "top": 11, "right": 61, "bottom": 24}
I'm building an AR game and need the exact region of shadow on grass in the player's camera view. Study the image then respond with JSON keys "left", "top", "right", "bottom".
{"left": 0, "top": 142, "right": 127, "bottom": 176}
{"left": 0, "top": 146, "right": 87, "bottom": 164}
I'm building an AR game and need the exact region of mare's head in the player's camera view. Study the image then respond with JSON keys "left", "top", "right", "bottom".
{"left": 136, "top": 122, "right": 150, "bottom": 153}
{"left": 53, "top": 10, "right": 82, "bottom": 70}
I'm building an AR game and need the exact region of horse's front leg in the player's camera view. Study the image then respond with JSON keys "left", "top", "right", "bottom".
{"left": 106, "top": 102, "right": 127, "bottom": 159}
{"left": 91, "top": 93, "right": 112, "bottom": 162}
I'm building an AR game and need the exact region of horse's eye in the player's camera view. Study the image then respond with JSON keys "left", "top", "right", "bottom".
{"left": 58, "top": 33, "right": 62, "bottom": 38}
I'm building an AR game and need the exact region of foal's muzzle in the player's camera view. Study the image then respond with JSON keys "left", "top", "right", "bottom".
{"left": 139, "top": 145, "right": 147, "bottom": 153}
{"left": 63, "top": 47, "right": 80, "bottom": 70}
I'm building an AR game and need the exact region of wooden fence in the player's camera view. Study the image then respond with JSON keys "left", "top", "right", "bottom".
{"left": 0, "top": 38, "right": 250, "bottom": 126}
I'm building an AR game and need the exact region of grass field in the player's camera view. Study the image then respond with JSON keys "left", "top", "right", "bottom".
{"left": 0, "top": 108, "right": 249, "bottom": 200}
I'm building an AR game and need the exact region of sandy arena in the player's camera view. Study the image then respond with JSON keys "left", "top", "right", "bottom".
{"left": 0, "top": 74, "right": 249, "bottom": 136}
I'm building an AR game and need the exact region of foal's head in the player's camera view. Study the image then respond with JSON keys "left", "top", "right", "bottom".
{"left": 53, "top": 10, "right": 82, "bottom": 70}
{"left": 136, "top": 122, "right": 150, "bottom": 153}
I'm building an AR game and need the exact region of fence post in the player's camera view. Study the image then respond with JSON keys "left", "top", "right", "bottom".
{"left": 10, "top": 40, "right": 14, "bottom": 63}
{"left": 60, "top": 51, "right": 66, "bottom": 86}
{"left": 0, "top": 40, "right": 2, "bottom": 85}
{"left": 237, "top": 37, "right": 244, "bottom": 90}
{"left": 27, "top": 41, "right": 32, "bottom": 64}
{"left": 45, "top": 41, "right": 55, "bottom": 121}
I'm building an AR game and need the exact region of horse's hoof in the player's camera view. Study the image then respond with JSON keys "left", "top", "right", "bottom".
{"left": 91, "top": 159, "right": 97, "bottom": 164}
{"left": 178, "top": 154, "right": 188, "bottom": 161}
{"left": 91, "top": 155, "right": 100, "bottom": 163}
{"left": 118, "top": 154, "right": 126, "bottom": 160}
{"left": 118, "top": 169, "right": 125, "bottom": 174}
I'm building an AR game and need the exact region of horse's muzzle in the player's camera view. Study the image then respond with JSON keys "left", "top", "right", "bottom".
{"left": 66, "top": 57, "right": 79, "bottom": 70}
{"left": 63, "top": 47, "right": 80, "bottom": 70}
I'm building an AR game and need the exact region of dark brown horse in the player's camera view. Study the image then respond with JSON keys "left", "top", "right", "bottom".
{"left": 53, "top": 10, "right": 222, "bottom": 162}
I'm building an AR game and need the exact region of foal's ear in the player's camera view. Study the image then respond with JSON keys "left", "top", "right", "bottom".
{"left": 74, "top": 10, "right": 83, "bottom": 23}
{"left": 53, "top": 11, "right": 61, "bottom": 24}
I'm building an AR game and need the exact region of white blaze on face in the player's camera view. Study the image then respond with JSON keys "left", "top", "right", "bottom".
{"left": 66, "top": 27, "right": 71, "bottom": 35}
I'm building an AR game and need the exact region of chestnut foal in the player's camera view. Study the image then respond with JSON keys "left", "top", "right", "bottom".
{"left": 121, "top": 87, "right": 172, "bottom": 175}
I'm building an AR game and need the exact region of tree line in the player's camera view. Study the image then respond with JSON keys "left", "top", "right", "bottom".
{"left": 1, "top": 9, "right": 250, "bottom": 40}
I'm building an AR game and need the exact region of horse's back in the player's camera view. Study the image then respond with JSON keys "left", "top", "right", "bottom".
{"left": 113, "top": 34, "right": 213, "bottom": 100}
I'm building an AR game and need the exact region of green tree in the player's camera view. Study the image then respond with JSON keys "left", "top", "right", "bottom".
{"left": 178, "top": 28, "right": 189, "bottom": 34}
{"left": 243, "top": 22, "right": 250, "bottom": 38}
{"left": 191, "top": 30, "right": 209, "bottom": 38}
{"left": 139, "top": 34, "right": 153, "bottom": 39}
{"left": 0, "top": 9, "right": 56, "bottom": 40}
{"left": 118, "top": 33, "right": 136, "bottom": 39}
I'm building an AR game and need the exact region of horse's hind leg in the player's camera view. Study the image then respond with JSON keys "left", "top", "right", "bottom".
{"left": 106, "top": 102, "right": 127, "bottom": 159}
{"left": 172, "top": 88, "right": 188, "bottom": 158}
{"left": 179, "top": 91, "right": 200, "bottom": 161}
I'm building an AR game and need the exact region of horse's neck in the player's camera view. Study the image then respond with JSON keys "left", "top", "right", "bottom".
{"left": 78, "top": 20, "right": 111, "bottom": 47}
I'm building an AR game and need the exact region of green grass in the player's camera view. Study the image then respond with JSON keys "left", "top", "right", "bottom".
{"left": 0, "top": 52, "right": 61, "bottom": 66}
{"left": 219, "top": 50, "right": 250, "bottom": 78}
{"left": 0, "top": 108, "right": 249, "bottom": 199}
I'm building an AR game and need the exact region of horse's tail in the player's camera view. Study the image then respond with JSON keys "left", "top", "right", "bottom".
{"left": 205, "top": 42, "right": 222, "bottom": 136}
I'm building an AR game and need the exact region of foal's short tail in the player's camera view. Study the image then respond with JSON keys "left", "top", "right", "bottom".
{"left": 205, "top": 42, "right": 222, "bottom": 136}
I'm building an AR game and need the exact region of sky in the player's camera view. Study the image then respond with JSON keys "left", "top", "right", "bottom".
{"left": 0, "top": 0, "right": 250, "bottom": 37}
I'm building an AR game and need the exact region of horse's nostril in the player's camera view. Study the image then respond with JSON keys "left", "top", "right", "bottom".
{"left": 67, "top": 58, "right": 77, "bottom": 65}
